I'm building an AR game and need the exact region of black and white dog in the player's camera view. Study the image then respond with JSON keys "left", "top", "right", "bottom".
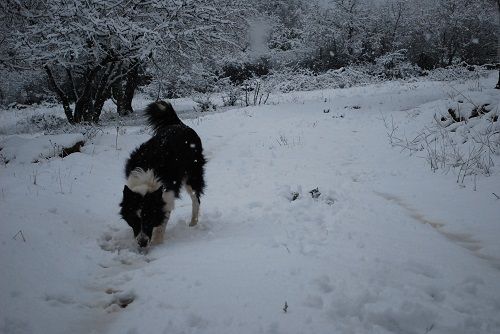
{"left": 120, "top": 101, "right": 206, "bottom": 248}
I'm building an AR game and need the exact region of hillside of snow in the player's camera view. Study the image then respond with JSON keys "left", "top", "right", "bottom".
{"left": 1, "top": 74, "right": 499, "bottom": 334}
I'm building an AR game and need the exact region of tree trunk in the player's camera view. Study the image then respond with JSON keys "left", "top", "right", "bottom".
{"left": 45, "top": 56, "right": 115, "bottom": 124}
{"left": 73, "top": 64, "right": 104, "bottom": 123}
{"left": 92, "top": 88, "right": 110, "bottom": 123}
{"left": 112, "top": 80, "right": 126, "bottom": 116}
{"left": 45, "top": 65, "right": 74, "bottom": 124}
{"left": 122, "top": 61, "right": 139, "bottom": 114}
{"left": 73, "top": 94, "right": 91, "bottom": 123}
{"left": 496, "top": 70, "right": 500, "bottom": 89}
{"left": 90, "top": 63, "right": 116, "bottom": 122}
{"left": 113, "top": 60, "right": 139, "bottom": 116}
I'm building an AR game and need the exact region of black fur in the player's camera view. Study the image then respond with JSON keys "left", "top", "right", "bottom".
{"left": 120, "top": 186, "right": 165, "bottom": 246}
{"left": 120, "top": 101, "right": 206, "bottom": 247}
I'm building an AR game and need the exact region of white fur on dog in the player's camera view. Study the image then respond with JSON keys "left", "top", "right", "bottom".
{"left": 162, "top": 190, "right": 175, "bottom": 214}
{"left": 127, "top": 167, "right": 175, "bottom": 216}
{"left": 126, "top": 168, "right": 162, "bottom": 195}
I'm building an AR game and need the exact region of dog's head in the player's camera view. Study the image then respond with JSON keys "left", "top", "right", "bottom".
{"left": 120, "top": 185, "right": 166, "bottom": 248}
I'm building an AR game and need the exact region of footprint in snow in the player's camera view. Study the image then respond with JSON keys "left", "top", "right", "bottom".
{"left": 98, "top": 227, "right": 136, "bottom": 252}
{"left": 303, "top": 294, "right": 324, "bottom": 309}
{"left": 104, "top": 290, "right": 136, "bottom": 312}
{"left": 312, "top": 275, "right": 335, "bottom": 294}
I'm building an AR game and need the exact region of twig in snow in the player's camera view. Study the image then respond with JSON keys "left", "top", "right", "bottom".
{"left": 445, "top": 84, "right": 479, "bottom": 109}
{"left": 492, "top": 193, "right": 500, "bottom": 200}
{"left": 32, "top": 169, "right": 38, "bottom": 185}
{"left": 58, "top": 167, "right": 64, "bottom": 194}
{"left": 12, "top": 230, "right": 26, "bottom": 242}
{"left": 283, "top": 301, "right": 288, "bottom": 313}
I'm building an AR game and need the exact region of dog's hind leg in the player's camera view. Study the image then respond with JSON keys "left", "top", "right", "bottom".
{"left": 185, "top": 184, "right": 200, "bottom": 226}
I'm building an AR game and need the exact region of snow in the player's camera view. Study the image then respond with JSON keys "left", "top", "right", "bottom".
{"left": 1, "top": 73, "right": 500, "bottom": 334}
{"left": 0, "top": 134, "right": 84, "bottom": 164}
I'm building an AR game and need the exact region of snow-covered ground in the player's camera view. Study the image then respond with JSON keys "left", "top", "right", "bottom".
{"left": 1, "top": 74, "right": 499, "bottom": 334}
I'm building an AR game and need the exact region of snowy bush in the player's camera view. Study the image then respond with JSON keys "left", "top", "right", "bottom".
{"left": 241, "top": 78, "right": 274, "bottom": 106}
{"left": 25, "top": 114, "right": 68, "bottom": 132}
{"left": 214, "top": 63, "right": 493, "bottom": 98}
{"left": 192, "top": 94, "right": 217, "bottom": 112}
{"left": 425, "top": 64, "right": 490, "bottom": 82}
{"left": 221, "top": 57, "right": 271, "bottom": 85}
{"left": 370, "top": 51, "right": 422, "bottom": 79}
{"left": 247, "top": 66, "right": 377, "bottom": 93}
{"left": 221, "top": 86, "right": 242, "bottom": 107}
{"left": 217, "top": 78, "right": 242, "bottom": 107}
{"left": 384, "top": 93, "right": 499, "bottom": 185}
{"left": 0, "top": 69, "right": 54, "bottom": 106}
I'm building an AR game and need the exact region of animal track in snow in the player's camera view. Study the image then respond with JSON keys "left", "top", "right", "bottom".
{"left": 98, "top": 227, "right": 136, "bottom": 252}
{"left": 312, "top": 275, "right": 334, "bottom": 294}
{"left": 303, "top": 294, "right": 324, "bottom": 309}
{"left": 104, "top": 290, "right": 136, "bottom": 312}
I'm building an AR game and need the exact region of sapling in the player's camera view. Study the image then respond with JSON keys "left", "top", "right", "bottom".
{"left": 115, "top": 126, "right": 120, "bottom": 150}
{"left": 32, "top": 168, "right": 38, "bottom": 185}
{"left": 57, "top": 167, "right": 64, "bottom": 194}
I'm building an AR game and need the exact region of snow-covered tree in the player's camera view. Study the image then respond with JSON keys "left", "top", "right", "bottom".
{"left": 3, "top": 0, "right": 248, "bottom": 123}
{"left": 301, "top": 0, "right": 382, "bottom": 70}
{"left": 403, "top": 0, "right": 497, "bottom": 69}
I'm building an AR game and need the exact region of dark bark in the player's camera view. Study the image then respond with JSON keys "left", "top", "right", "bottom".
{"left": 45, "top": 65, "right": 74, "bottom": 124}
{"left": 122, "top": 61, "right": 139, "bottom": 114}
{"left": 112, "top": 79, "right": 126, "bottom": 116}
{"left": 90, "top": 63, "right": 116, "bottom": 122}
{"left": 92, "top": 91, "right": 110, "bottom": 123}
{"left": 43, "top": 46, "right": 141, "bottom": 124}
{"left": 73, "top": 94, "right": 90, "bottom": 123}
{"left": 73, "top": 64, "right": 103, "bottom": 123}
{"left": 113, "top": 60, "right": 140, "bottom": 116}
{"left": 65, "top": 67, "right": 78, "bottom": 102}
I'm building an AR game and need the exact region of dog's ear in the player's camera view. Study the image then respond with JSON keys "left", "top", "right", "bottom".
{"left": 123, "top": 185, "right": 133, "bottom": 196}
{"left": 123, "top": 185, "right": 142, "bottom": 201}
{"left": 150, "top": 187, "right": 163, "bottom": 201}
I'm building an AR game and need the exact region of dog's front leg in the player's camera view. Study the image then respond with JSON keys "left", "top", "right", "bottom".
{"left": 152, "top": 221, "right": 166, "bottom": 244}
{"left": 152, "top": 223, "right": 165, "bottom": 244}
{"left": 152, "top": 208, "right": 171, "bottom": 245}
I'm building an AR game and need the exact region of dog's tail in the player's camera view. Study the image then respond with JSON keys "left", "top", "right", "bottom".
{"left": 144, "top": 101, "right": 182, "bottom": 133}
